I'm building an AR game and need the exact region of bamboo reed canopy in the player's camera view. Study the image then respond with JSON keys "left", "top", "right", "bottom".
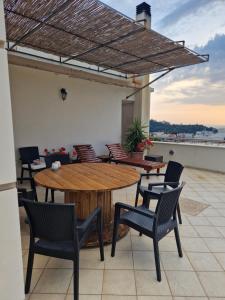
{"left": 4, "top": 0, "right": 209, "bottom": 77}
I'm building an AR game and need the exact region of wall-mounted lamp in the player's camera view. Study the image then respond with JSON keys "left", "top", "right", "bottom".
{"left": 169, "top": 150, "right": 174, "bottom": 156}
{"left": 60, "top": 88, "right": 68, "bottom": 101}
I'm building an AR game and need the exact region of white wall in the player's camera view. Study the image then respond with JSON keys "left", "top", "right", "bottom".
{"left": 151, "top": 141, "right": 225, "bottom": 173}
{"left": 9, "top": 64, "right": 133, "bottom": 164}
{"left": 0, "top": 1, "right": 24, "bottom": 299}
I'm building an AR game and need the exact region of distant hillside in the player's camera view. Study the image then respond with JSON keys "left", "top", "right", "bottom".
{"left": 149, "top": 120, "right": 218, "bottom": 134}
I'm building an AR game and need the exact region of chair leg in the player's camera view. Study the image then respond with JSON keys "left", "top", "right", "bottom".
{"left": 111, "top": 220, "right": 119, "bottom": 257}
{"left": 177, "top": 203, "right": 182, "bottom": 224}
{"left": 45, "top": 188, "right": 49, "bottom": 202}
{"left": 153, "top": 239, "right": 161, "bottom": 282}
{"left": 73, "top": 260, "right": 79, "bottom": 300}
{"left": 25, "top": 248, "right": 34, "bottom": 294}
{"left": 135, "top": 188, "right": 139, "bottom": 207}
{"left": 51, "top": 189, "right": 55, "bottom": 203}
{"left": 29, "top": 169, "right": 32, "bottom": 179}
{"left": 20, "top": 168, "right": 24, "bottom": 184}
{"left": 97, "top": 211, "right": 104, "bottom": 261}
{"left": 174, "top": 226, "right": 183, "bottom": 257}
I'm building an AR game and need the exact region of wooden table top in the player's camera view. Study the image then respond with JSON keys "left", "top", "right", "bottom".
{"left": 34, "top": 163, "right": 140, "bottom": 192}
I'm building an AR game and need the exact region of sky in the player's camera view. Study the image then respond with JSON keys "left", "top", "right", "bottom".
{"left": 101, "top": 0, "right": 225, "bottom": 126}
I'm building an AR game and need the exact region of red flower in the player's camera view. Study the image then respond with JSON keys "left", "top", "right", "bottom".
{"left": 136, "top": 142, "right": 145, "bottom": 152}
{"left": 146, "top": 138, "right": 153, "bottom": 146}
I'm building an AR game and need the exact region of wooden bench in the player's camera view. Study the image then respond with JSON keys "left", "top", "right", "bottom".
{"left": 106, "top": 143, "right": 165, "bottom": 176}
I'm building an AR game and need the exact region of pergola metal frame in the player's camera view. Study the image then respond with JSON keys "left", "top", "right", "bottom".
{"left": 4, "top": 0, "right": 209, "bottom": 80}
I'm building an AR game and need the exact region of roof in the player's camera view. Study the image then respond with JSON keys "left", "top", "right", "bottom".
{"left": 4, "top": 0, "right": 209, "bottom": 77}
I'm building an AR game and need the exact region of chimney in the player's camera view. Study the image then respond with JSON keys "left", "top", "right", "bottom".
{"left": 136, "top": 2, "right": 151, "bottom": 29}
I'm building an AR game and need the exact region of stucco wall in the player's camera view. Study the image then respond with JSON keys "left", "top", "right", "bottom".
{"left": 0, "top": 1, "right": 24, "bottom": 299}
{"left": 9, "top": 64, "right": 133, "bottom": 164}
{"left": 150, "top": 141, "right": 225, "bottom": 173}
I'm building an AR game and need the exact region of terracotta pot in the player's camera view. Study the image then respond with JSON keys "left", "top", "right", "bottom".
{"left": 130, "top": 151, "right": 143, "bottom": 160}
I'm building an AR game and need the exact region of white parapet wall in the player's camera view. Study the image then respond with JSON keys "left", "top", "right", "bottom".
{"left": 150, "top": 141, "right": 225, "bottom": 173}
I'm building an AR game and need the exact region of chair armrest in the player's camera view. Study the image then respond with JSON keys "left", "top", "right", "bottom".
{"left": 140, "top": 173, "right": 165, "bottom": 177}
{"left": 77, "top": 207, "right": 101, "bottom": 230}
{"left": 137, "top": 173, "right": 165, "bottom": 186}
{"left": 115, "top": 202, "right": 155, "bottom": 219}
{"left": 148, "top": 181, "right": 179, "bottom": 189}
{"left": 17, "top": 177, "right": 33, "bottom": 182}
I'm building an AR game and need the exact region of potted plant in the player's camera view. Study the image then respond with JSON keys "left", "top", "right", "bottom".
{"left": 125, "top": 119, "right": 151, "bottom": 159}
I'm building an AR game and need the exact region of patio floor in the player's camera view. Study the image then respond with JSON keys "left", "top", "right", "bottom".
{"left": 20, "top": 166, "right": 225, "bottom": 300}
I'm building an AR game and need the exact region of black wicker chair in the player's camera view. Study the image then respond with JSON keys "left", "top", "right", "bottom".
{"left": 135, "top": 161, "right": 184, "bottom": 224}
{"left": 19, "top": 146, "right": 46, "bottom": 182}
{"left": 22, "top": 200, "right": 104, "bottom": 300}
{"left": 112, "top": 182, "right": 185, "bottom": 281}
{"left": 17, "top": 176, "right": 38, "bottom": 204}
{"left": 44, "top": 153, "right": 71, "bottom": 202}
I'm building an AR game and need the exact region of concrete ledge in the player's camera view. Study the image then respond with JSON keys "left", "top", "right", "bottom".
{"left": 150, "top": 141, "right": 225, "bottom": 173}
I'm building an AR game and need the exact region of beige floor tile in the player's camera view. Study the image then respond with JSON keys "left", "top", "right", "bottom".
{"left": 68, "top": 269, "right": 103, "bottom": 295}
{"left": 80, "top": 249, "right": 105, "bottom": 269}
{"left": 194, "top": 226, "right": 222, "bottom": 238}
{"left": 188, "top": 217, "right": 210, "bottom": 226}
{"left": 34, "top": 269, "right": 72, "bottom": 294}
{"left": 131, "top": 235, "right": 153, "bottom": 251}
{"left": 161, "top": 252, "right": 193, "bottom": 271}
{"left": 203, "top": 208, "right": 221, "bottom": 217}
{"left": 105, "top": 251, "right": 133, "bottom": 269}
{"left": 23, "top": 254, "right": 49, "bottom": 269}
{"left": 133, "top": 251, "right": 156, "bottom": 270}
{"left": 203, "top": 238, "right": 225, "bottom": 252}
{"left": 179, "top": 226, "right": 198, "bottom": 237}
{"left": 173, "top": 297, "right": 208, "bottom": 300}
{"left": 29, "top": 294, "right": 66, "bottom": 300}
{"left": 187, "top": 252, "right": 222, "bottom": 271}
{"left": 21, "top": 235, "right": 30, "bottom": 250}
{"left": 166, "top": 271, "right": 205, "bottom": 297}
{"left": 115, "top": 234, "right": 132, "bottom": 251}
{"left": 198, "top": 271, "right": 225, "bottom": 297}
{"left": 182, "top": 238, "right": 209, "bottom": 252}
{"left": 46, "top": 258, "right": 73, "bottom": 269}
{"left": 158, "top": 237, "right": 178, "bottom": 252}
{"left": 219, "top": 209, "right": 225, "bottom": 216}
{"left": 24, "top": 268, "right": 43, "bottom": 293}
{"left": 214, "top": 252, "right": 225, "bottom": 269}
{"left": 66, "top": 295, "right": 101, "bottom": 300}
{"left": 216, "top": 226, "right": 225, "bottom": 237}
{"left": 102, "top": 296, "right": 137, "bottom": 300}
{"left": 138, "top": 297, "right": 172, "bottom": 300}
{"left": 207, "top": 217, "right": 225, "bottom": 226}
{"left": 135, "top": 271, "right": 171, "bottom": 296}
{"left": 177, "top": 215, "right": 190, "bottom": 225}
{"left": 103, "top": 270, "right": 136, "bottom": 295}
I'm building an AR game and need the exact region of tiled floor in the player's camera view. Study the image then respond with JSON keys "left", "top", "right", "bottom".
{"left": 20, "top": 167, "right": 225, "bottom": 299}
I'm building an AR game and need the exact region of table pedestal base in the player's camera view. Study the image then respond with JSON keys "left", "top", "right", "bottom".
{"left": 65, "top": 190, "right": 129, "bottom": 247}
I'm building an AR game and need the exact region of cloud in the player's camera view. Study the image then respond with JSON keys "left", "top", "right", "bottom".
{"left": 155, "top": 77, "right": 225, "bottom": 106}
{"left": 158, "top": 0, "right": 220, "bottom": 28}
{"left": 153, "top": 34, "right": 225, "bottom": 106}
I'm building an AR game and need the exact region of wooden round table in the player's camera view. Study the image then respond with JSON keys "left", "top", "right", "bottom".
{"left": 34, "top": 163, "right": 140, "bottom": 246}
